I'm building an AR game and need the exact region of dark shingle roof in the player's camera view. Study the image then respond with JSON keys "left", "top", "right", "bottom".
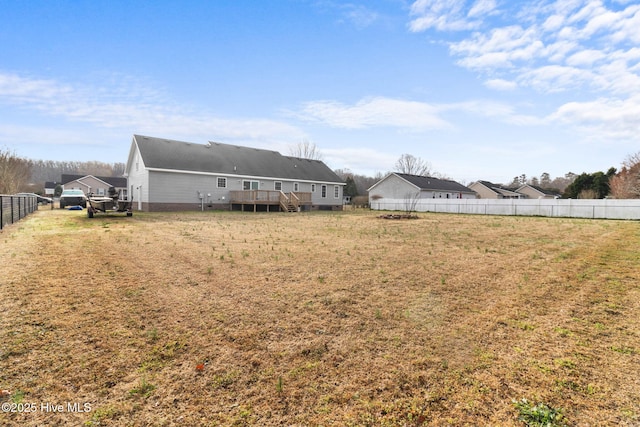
{"left": 526, "top": 184, "right": 561, "bottom": 196}
{"left": 476, "top": 180, "right": 521, "bottom": 196}
{"left": 61, "top": 174, "right": 127, "bottom": 187}
{"left": 133, "top": 135, "right": 344, "bottom": 184}
{"left": 396, "top": 173, "right": 474, "bottom": 193}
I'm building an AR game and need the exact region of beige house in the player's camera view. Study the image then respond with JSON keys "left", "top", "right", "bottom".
{"left": 61, "top": 174, "right": 128, "bottom": 199}
{"left": 468, "top": 181, "right": 523, "bottom": 199}
{"left": 516, "top": 184, "right": 560, "bottom": 199}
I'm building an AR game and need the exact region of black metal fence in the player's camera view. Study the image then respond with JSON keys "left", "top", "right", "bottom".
{"left": 0, "top": 195, "right": 39, "bottom": 230}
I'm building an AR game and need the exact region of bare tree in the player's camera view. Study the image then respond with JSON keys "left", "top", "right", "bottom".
{"left": 0, "top": 148, "right": 31, "bottom": 194}
{"left": 403, "top": 191, "right": 420, "bottom": 216}
{"left": 289, "top": 139, "right": 323, "bottom": 160}
{"left": 610, "top": 151, "right": 640, "bottom": 198}
{"left": 394, "top": 154, "right": 431, "bottom": 176}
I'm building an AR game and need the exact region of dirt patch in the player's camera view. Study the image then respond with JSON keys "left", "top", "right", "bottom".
{"left": 1, "top": 209, "right": 640, "bottom": 426}
{"left": 378, "top": 213, "right": 419, "bottom": 220}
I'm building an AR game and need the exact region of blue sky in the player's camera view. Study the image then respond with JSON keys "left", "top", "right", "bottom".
{"left": 1, "top": 0, "right": 639, "bottom": 184}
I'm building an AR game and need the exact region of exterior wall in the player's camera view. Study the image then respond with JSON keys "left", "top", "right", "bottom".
{"left": 126, "top": 145, "right": 149, "bottom": 210}
{"left": 468, "top": 182, "right": 498, "bottom": 199}
{"left": 420, "top": 190, "right": 476, "bottom": 199}
{"left": 370, "top": 198, "right": 640, "bottom": 220}
{"left": 63, "top": 176, "right": 107, "bottom": 195}
{"left": 143, "top": 169, "right": 343, "bottom": 211}
{"left": 517, "top": 186, "right": 556, "bottom": 199}
{"left": 369, "top": 174, "right": 418, "bottom": 200}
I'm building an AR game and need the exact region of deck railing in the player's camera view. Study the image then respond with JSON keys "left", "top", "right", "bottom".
{"left": 230, "top": 190, "right": 312, "bottom": 208}
{"left": 229, "top": 190, "right": 281, "bottom": 203}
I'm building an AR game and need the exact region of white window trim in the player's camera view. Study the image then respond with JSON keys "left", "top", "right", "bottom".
{"left": 243, "top": 180, "right": 260, "bottom": 190}
{"left": 217, "top": 177, "right": 227, "bottom": 188}
{"left": 334, "top": 185, "right": 339, "bottom": 198}
{"left": 274, "top": 181, "right": 282, "bottom": 191}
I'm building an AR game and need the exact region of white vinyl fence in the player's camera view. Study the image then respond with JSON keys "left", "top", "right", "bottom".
{"left": 370, "top": 198, "right": 640, "bottom": 220}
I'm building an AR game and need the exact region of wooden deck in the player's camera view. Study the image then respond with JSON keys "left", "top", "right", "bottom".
{"left": 229, "top": 190, "right": 312, "bottom": 212}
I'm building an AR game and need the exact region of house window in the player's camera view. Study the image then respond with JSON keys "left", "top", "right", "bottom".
{"left": 243, "top": 180, "right": 259, "bottom": 190}
{"left": 334, "top": 186, "right": 339, "bottom": 198}
{"left": 97, "top": 188, "right": 105, "bottom": 196}
{"left": 217, "top": 177, "right": 227, "bottom": 188}
{"left": 311, "top": 184, "right": 316, "bottom": 192}
{"left": 293, "top": 182, "right": 299, "bottom": 192}
{"left": 274, "top": 181, "right": 282, "bottom": 191}
{"left": 321, "top": 185, "right": 327, "bottom": 198}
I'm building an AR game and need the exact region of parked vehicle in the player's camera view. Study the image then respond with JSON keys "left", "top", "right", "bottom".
{"left": 59, "top": 189, "right": 87, "bottom": 209}
{"left": 16, "top": 193, "right": 53, "bottom": 205}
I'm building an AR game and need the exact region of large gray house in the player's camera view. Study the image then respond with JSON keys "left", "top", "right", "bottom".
{"left": 125, "top": 135, "right": 345, "bottom": 212}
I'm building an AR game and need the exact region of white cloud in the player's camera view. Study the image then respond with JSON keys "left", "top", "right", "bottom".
{"left": 450, "top": 25, "right": 544, "bottom": 70}
{"left": 484, "top": 78, "right": 518, "bottom": 91}
{"left": 565, "top": 48, "right": 606, "bottom": 66}
{"left": 338, "top": 4, "right": 380, "bottom": 29}
{"left": 445, "top": 100, "right": 542, "bottom": 125}
{"left": 518, "top": 65, "right": 596, "bottom": 93}
{"left": 468, "top": 0, "right": 497, "bottom": 18}
{"left": 409, "top": 0, "right": 483, "bottom": 32}
{"left": 549, "top": 94, "right": 640, "bottom": 140}
{"left": 416, "top": 0, "right": 640, "bottom": 105}
{"left": 294, "top": 97, "right": 451, "bottom": 130}
{"left": 0, "top": 71, "right": 304, "bottom": 146}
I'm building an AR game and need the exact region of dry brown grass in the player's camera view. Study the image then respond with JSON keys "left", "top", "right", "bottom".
{"left": 1, "top": 208, "right": 639, "bottom": 426}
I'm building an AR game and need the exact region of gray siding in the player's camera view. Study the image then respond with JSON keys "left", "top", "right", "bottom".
{"left": 369, "top": 174, "right": 418, "bottom": 200}
{"left": 144, "top": 170, "right": 342, "bottom": 208}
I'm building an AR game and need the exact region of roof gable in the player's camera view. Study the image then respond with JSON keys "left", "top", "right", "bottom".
{"left": 61, "top": 174, "right": 126, "bottom": 187}
{"left": 475, "top": 180, "right": 521, "bottom": 197}
{"left": 132, "top": 135, "right": 344, "bottom": 184}
{"left": 517, "top": 184, "right": 560, "bottom": 197}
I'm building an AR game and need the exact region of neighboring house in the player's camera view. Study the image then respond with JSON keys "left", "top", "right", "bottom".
{"left": 468, "top": 181, "right": 523, "bottom": 199}
{"left": 516, "top": 184, "right": 561, "bottom": 199}
{"left": 368, "top": 173, "right": 476, "bottom": 204}
{"left": 61, "top": 174, "right": 128, "bottom": 199}
{"left": 124, "top": 135, "right": 345, "bottom": 212}
{"left": 44, "top": 181, "right": 58, "bottom": 196}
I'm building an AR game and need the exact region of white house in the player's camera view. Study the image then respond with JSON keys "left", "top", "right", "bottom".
{"left": 124, "top": 135, "right": 345, "bottom": 212}
{"left": 61, "top": 174, "right": 128, "bottom": 198}
{"left": 368, "top": 173, "right": 476, "bottom": 205}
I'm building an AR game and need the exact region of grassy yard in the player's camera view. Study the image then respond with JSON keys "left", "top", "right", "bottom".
{"left": 1, "top": 208, "right": 639, "bottom": 426}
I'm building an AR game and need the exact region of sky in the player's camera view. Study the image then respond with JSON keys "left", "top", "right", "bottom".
{"left": 1, "top": 0, "right": 639, "bottom": 185}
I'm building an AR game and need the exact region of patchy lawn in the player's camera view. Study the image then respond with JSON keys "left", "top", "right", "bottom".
{"left": 1, "top": 208, "right": 639, "bottom": 426}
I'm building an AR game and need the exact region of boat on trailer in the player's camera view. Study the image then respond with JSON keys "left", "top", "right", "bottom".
{"left": 87, "top": 187, "right": 133, "bottom": 218}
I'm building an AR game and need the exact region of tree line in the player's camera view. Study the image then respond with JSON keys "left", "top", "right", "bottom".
{"left": 0, "top": 147, "right": 125, "bottom": 194}
{"left": 2, "top": 143, "right": 640, "bottom": 200}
